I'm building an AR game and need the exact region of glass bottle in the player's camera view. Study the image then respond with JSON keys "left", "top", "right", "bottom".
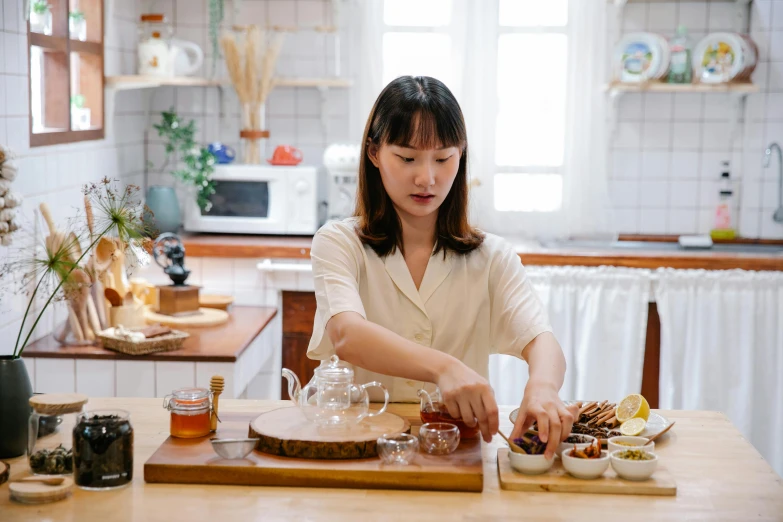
{"left": 28, "top": 394, "right": 87, "bottom": 475}
{"left": 240, "top": 103, "right": 269, "bottom": 164}
{"left": 668, "top": 26, "right": 693, "bottom": 84}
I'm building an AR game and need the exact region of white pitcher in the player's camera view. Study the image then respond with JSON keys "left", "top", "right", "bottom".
{"left": 169, "top": 39, "right": 204, "bottom": 77}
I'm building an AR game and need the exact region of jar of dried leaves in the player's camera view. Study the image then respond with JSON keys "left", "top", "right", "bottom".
{"left": 73, "top": 410, "right": 134, "bottom": 490}
{"left": 27, "top": 393, "right": 88, "bottom": 475}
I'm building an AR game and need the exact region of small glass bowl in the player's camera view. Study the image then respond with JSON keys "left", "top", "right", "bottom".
{"left": 418, "top": 422, "right": 460, "bottom": 455}
{"left": 376, "top": 433, "right": 419, "bottom": 465}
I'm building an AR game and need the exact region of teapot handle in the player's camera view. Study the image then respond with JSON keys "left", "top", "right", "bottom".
{"left": 359, "top": 382, "right": 389, "bottom": 419}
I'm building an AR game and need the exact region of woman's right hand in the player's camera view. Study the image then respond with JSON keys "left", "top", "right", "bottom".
{"left": 436, "top": 359, "right": 499, "bottom": 443}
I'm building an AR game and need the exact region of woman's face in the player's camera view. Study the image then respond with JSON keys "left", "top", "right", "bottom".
{"left": 368, "top": 141, "right": 461, "bottom": 220}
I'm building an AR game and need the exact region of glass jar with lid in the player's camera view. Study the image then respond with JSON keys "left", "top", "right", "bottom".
{"left": 138, "top": 13, "right": 172, "bottom": 76}
{"left": 163, "top": 388, "right": 213, "bottom": 438}
{"left": 27, "top": 393, "right": 88, "bottom": 475}
{"left": 73, "top": 410, "right": 134, "bottom": 490}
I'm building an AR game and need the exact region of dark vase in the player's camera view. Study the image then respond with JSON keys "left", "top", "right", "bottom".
{"left": 145, "top": 185, "right": 181, "bottom": 234}
{"left": 0, "top": 356, "right": 33, "bottom": 458}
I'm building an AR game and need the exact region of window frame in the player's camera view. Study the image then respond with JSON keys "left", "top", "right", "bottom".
{"left": 27, "top": 0, "right": 105, "bottom": 147}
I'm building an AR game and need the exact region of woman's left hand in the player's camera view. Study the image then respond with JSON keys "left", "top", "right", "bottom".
{"left": 510, "top": 380, "right": 578, "bottom": 459}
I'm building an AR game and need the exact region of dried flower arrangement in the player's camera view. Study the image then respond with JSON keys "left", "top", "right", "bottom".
{"left": 0, "top": 179, "right": 153, "bottom": 357}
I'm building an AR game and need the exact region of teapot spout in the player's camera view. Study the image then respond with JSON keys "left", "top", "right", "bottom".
{"left": 281, "top": 368, "right": 301, "bottom": 403}
{"left": 417, "top": 388, "right": 434, "bottom": 412}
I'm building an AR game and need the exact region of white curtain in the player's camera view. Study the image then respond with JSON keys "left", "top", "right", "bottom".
{"left": 349, "top": 0, "right": 614, "bottom": 239}
{"left": 490, "top": 266, "right": 651, "bottom": 406}
{"left": 655, "top": 269, "right": 783, "bottom": 478}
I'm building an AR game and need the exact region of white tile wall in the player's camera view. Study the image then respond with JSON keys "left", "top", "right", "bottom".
{"left": 608, "top": 0, "right": 783, "bottom": 238}
{"left": 0, "top": 0, "right": 147, "bottom": 355}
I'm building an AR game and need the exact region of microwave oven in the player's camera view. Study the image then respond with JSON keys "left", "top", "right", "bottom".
{"left": 184, "top": 165, "right": 319, "bottom": 235}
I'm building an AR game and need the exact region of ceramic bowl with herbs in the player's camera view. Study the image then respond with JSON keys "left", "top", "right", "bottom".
{"left": 557, "top": 434, "right": 597, "bottom": 458}
{"left": 561, "top": 440, "right": 610, "bottom": 480}
{"left": 607, "top": 436, "right": 654, "bottom": 454}
{"left": 507, "top": 431, "right": 554, "bottom": 475}
{"left": 610, "top": 449, "right": 658, "bottom": 481}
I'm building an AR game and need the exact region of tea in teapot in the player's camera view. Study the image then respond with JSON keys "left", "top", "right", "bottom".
{"left": 417, "top": 388, "right": 480, "bottom": 438}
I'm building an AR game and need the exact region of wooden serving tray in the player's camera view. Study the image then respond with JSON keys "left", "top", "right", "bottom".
{"left": 144, "top": 411, "right": 484, "bottom": 492}
{"left": 497, "top": 449, "right": 676, "bottom": 496}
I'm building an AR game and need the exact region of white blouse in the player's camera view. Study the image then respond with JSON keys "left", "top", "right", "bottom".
{"left": 307, "top": 218, "right": 552, "bottom": 403}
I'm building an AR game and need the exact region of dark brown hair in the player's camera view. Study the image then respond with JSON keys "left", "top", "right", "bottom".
{"left": 355, "top": 76, "right": 484, "bottom": 258}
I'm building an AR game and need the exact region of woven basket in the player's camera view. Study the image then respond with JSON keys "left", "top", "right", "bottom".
{"left": 98, "top": 328, "right": 189, "bottom": 356}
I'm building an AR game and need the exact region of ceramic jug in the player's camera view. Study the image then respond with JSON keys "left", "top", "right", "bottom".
{"left": 170, "top": 38, "right": 204, "bottom": 76}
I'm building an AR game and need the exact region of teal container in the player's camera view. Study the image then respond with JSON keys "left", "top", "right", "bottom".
{"left": 145, "top": 185, "right": 181, "bottom": 234}
{"left": 0, "top": 356, "right": 34, "bottom": 458}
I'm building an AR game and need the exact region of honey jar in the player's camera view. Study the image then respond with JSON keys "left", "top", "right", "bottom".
{"left": 163, "top": 388, "right": 212, "bottom": 438}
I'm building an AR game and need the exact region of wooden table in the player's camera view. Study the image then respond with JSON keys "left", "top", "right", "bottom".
{"left": 2, "top": 399, "right": 782, "bottom": 521}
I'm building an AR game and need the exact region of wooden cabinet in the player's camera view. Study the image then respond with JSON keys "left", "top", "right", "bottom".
{"left": 281, "top": 291, "right": 319, "bottom": 399}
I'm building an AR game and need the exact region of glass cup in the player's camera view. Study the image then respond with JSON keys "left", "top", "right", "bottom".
{"left": 376, "top": 433, "right": 418, "bottom": 465}
{"left": 418, "top": 422, "right": 460, "bottom": 455}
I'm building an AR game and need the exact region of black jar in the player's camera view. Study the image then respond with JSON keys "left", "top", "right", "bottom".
{"left": 73, "top": 409, "right": 133, "bottom": 490}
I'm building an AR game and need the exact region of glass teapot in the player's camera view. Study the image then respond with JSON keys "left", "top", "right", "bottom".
{"left": 417, "top": 387, "right": 480, "bottom": 438}
{"left": 282, "top": 355, "right": 389, "bottom": 426}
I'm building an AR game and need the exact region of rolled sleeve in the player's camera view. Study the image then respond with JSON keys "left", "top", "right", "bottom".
{"left": 489, "top": 242, "right": 552, "bottom": 359}
{"left": 307, "top": 225, "right": 367, "bottom": 360}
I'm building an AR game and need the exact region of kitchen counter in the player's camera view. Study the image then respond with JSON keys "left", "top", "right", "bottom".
{"left": 181, "top": 233, "right": 783, "bottom": 271}
{"left": 19, "top": 307, "right": 280, "bottom": 399}
{"left": 2, "top": 399, "right": 781, "bottom": 521}
{"left": 22, "top": 306, "right": 277, "bottom": 362}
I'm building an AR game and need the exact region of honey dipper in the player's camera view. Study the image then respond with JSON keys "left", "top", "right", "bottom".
{"left": 210, "top": 375, "right": 225, "bottom": 431}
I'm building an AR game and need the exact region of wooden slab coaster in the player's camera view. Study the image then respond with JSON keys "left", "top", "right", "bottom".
{"left": 249, "top": 406, "right": 410, "bottom": 459}
{"left": 497, "top": 449, "right": 676, "bottom": 496}
{"left": 9, "top": 477, "right": 74, "bottom": 504}
{"left": 145, "top": 306, "right": 229, "bottom": 328}
{"left": 29, "top": 393, "right": 88, "bottom": 415}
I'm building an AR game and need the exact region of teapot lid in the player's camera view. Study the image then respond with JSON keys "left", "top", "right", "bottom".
{"left": 315, "top": 355, "right": 353, "bottom": 382}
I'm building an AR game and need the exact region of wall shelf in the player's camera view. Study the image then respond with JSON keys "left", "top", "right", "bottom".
{"left": 606, "top": 81, "right": 759, "bottom": 96}
{"left": 106, "top": 75, "right": 353, "bottom": 91}
{"left": 607, "top": 82, "right": 759, "bottom": 142}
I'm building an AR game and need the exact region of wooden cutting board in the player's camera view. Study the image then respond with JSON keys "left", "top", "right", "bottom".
{"left": 144, "top": 410, "right": 483, "bottom": 492}
{"left": 144, "top": 306, "right": 229, "bottom": 327}
{"left": 249, "top": 406, "right": 408, "bottom": 459}
{"left": 497, "top": 448, "right": 676, "bottom": 496}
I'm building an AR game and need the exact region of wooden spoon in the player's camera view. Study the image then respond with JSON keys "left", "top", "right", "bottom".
{"left": 104, "top": 287, "right": 123, "bottom": 307}
{"left": 94, "top": 237, "right": 119, "bottom": 273}
{"left": 15, "top": 476, "right": 65, "bottom": 486}
{"left": 498, "top": 430, "right": 526, "bottom": 454}
{"left": 646, "top": 421, "right": 675, "bottom": 444}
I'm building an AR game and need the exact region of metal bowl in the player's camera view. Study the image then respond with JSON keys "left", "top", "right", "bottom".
{"left": 210, "top": 438, "right": 257, "bottom": 459}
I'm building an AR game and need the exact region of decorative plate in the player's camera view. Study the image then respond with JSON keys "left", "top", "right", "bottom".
{"left": 693, "top": 33, "right": 745, "bottom": 83}
{"left": 614, "top": 33, "right": 663, "bottom": 83}
{"left": 508, "top": 401, "right": 672, "bottom": 440}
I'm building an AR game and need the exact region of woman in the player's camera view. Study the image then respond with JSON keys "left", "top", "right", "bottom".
{"left": 308, "top": 76, "right": 576, "bottom": 458}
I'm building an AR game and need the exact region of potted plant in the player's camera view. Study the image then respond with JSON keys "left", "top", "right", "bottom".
{"left": 0, "top": 179, "right": 150, "bottom": 458}
{"left": 29, "top": 0, "right": 52, "bottom": 35}
{"left": 69, "top": 10, "right": 87, "bottom": 41}
{"left": 147, "top": 109, "right": 217, "bottom": 233}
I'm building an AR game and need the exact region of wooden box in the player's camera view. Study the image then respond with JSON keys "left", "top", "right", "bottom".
{"left": 157, "top": 285, "right": 200, "bottom": 316}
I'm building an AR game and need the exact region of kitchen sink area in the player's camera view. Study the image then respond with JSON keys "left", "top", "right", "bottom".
{"left": 541, "top": 239, "right": 783, "bottom": 255}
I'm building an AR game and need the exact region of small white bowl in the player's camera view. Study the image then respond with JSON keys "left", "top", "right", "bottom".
{"left": 557, "top": 434, "right": 597, "bottom": 457}
{"left": 607, "top": 436, "right": 654, "bottom": 455}
{"left": 561, "top": 449, "right": 610, "bottom": 480}
{"left": 610, "top": 449, "right": 658, "bottom": 481}
{"left": 508, "top": 450, "right": 554, "bottom": 475}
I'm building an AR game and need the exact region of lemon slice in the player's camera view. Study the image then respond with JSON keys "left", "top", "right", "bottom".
{"left": 615, "top": 394, "right": 650, "bottom": 423}
{"left": 620, "top": 417, "right": 647, "bottom": 436}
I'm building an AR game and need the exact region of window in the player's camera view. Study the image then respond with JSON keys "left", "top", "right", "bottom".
{"left": 27, "top": 0, "right": 104, "bottom": 147}
{"left": 380, "top": 0, "right": 570, "bottom": 215}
